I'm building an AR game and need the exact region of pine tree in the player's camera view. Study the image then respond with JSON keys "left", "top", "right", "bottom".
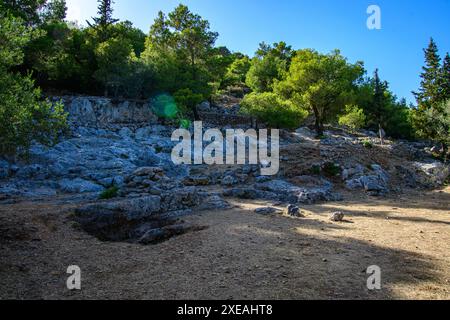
{"left": 93, "top": 0, "right": 118, "bottom": 27}
{"left": 372, "top": 69, "right": 389, "bottom": 144}
{"left": 438, "top": 53, "right": 450, "bottom": 103}
{"left": 1, "top": 0, "right": 47, "bottom": 26}
{"left": 413, "top": 40, "right": 449, "bottom": 157}
{"left": 413, "top": 38, "right": 441, "bottom": 108}
{"left": 88, "top": 0, "right": 119, "bottom": 40}
{"left": 42, "top": 0, "right": 67, "bottom": 22}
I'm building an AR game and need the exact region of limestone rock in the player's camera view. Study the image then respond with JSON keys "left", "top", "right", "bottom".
{"left": 0, "top": 160, "right": 9, "bottom": 180}
{"left": 330, "top": 211, "right": 345, "bottom": 222}
{"left": 285, "top": 205, "right": 303, "bottom": 217}
{"left": 183, "top": 175, "right": 211, "bottom": 186}
{"left": 221, "top": 175, "right": 239, "bottom": 186}
{"left": 58, "top": 178, "right": 104, "bottom": 193}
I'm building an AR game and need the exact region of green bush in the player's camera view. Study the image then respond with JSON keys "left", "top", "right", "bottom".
{"left": 99, "top": 185, "right": 119, "bottom": 200}
{"left": 322, "top": 162, "right": 342, "bottom": 177}
{"left": 338, "top": 105, "right": 366, "bottom": 131}
{"left": 0, "top": 13, "right": 68, "bottom": 157}
{"left": 0, "top": 74, "right": 68, "bottom": 157}
{"left": 240, "top": 92, "right": 308, "bottom": 129}
{"left": 310, "top": 165, "right": 321, "bottom": 175}
{"left": 362, "top": 140, "right": 373, "bottom": 149}
{"left": 174, "top": 88, "right": 204, "bottom": 113}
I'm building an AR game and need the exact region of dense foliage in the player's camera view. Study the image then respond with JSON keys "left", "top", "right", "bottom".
{"left": 1, "top": 0, "right": 449, "bottom": 157}
{"left": 241, "top": 92, "right": 307, "bottom": 129}
{"left": 0, "top": 11, "right": 67, "bottom": 156}
{"left": 412, "top": 38, "right": 450, "bottom": 157}
{"left": 338, "top": 105, "right": 366, "bottom": 131}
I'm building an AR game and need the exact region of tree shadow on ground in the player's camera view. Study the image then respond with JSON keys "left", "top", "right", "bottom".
{"left": 190, "top": 203, "right": 446, "bottom": 300}
{"left": 0, "top": 196, "right": 447, "bottom": 300}
{"left": 307, "top": 202, "right": 450, "bottom": 227}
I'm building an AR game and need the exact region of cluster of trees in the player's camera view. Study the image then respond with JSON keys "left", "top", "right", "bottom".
{"left": 0, "top": 0, "right": 448, "bottom": 158}
{"left": 1, "top": 0, "right": 248, "bottom": 110}
{"left": 413, "top": 39, "right": 450, "bottom": 157}
{"left": 0, "top": 1, "right": 67, "bottom": 157}
{"left": 241, "top": 45, "right": 417, "bottom": 140}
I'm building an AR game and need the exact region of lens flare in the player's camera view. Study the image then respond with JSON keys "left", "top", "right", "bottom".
{"left": 152, "top": 94, "right": 179, "bottom": 119}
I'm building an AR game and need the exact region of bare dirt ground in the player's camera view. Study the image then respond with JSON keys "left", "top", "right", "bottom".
{"left": 1, "top": 187, "right": 449, "bottom": 300}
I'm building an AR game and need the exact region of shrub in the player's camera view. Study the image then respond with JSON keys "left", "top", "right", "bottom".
{"left": 338, "top": 105, "right": 366, "bottom": 131}
{"left": 240, "top": 92, "right": 308, "bottom": 129}
{"left": 99, "top": 185, "right": 119, "bottom": 200}
{"left": 310, "top": 165, "right": 321, "bottom": 175}
{"left": 322, "top": 162, "right": 342, "bottom": 177}
{"left": 362, "top": 140, "right": 373, "bottom": 149}
{"left": 0, "top": 13, "right": 68, "bottom": 157}
{"left": 0, "top": 78, "right": 68, "bottom": 157}
{"left": 174, "top": 88, "right": 204, "bottom": 114}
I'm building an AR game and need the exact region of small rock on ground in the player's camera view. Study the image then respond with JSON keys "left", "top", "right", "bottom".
{"left": 330, "top": 211, "right": 345, "bottom": 222}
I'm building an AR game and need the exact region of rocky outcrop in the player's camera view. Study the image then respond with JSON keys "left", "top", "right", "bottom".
{"left": 74, "top": 195, "right": 204, "bottom": 244}
{"left": 223, "top": 176, "right": 342, "bottom": 205}
{"left": 58, "top": 96, "right": 158, "bottom": 129}
{"left": 72, "top": 163, "right": 230, "bottom": 244}
{"left": 0, "top": 123, "right": 185, "bottom": 197}
{"left": 344, "top": 164, "right": 390, "bottom": 196}
{"left": 414, "top": 161, "right": 450, "bottom": 186}
{"left": 2, "top": 96, "right": 448, "bottom": 209}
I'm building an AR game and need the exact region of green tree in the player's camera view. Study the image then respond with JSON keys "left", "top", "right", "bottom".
{"left": 255, "top": 41, "right": 294, "bottom": 64}
{"left": 207, "top": 46, "right": 235, "bottom": 91}
{"left": 384, "top": 98, "right": 415, "bottom": 140}
{"left": 438, "top": 53, "right": 450, "bottom": 102}
{"left": 367, "top": 69, "right": 389, "bottom": 141}
{"left": 422, "top": 100, "right": 450, "bottom": 161}
{"left": 223, "top": 55, "right": 251, "bottom": 87}
{"left": 0, "top": 0, "right": 46, "bottom": 25}
{"left": 241, "top": 92, "right": 308, "bottom": 129}
{"left": 112, "top": 21, "right": 146, "bottom": 56}
{"left": 0, "top": 13, "right": 67, "bottom": 156}
{"left": 94, "top": 37, "right": 134, "bottom": 97}
{"left": 246, "top": 55, "right": 284, "bottom": 93}
{"left": 88, "top": 0, "right": 119, "bottom": 41}
{"left": 167, "top": 5, "right": 218, "bottom": 83}
{"left": 23, "top": 19, "right": 72, "bottom": 89}
{"left": 413, "top": 39, "right": 449, "bottom": 147}
{"left": 142, "top": 4, "right": 219, "bottom": 118}
{"left": 355, "top": 74, "right": 414, "bottom": 140}
{"left": 174, "top": 88, "right": 203, "bottom": 117}
{"left": 246, "top": 42, "right": 293, "bottom": 93}
{"left": 338, "top": 105, "right": 366, "bottom": 131}
{"left": 41, "top": 0, "right": 67, "bottom": 22}
{"left": 276, "top": 49, "right": 364, "bottom": 136}
{"left": 413, "top": 38, "right": 442, "bottom": 107}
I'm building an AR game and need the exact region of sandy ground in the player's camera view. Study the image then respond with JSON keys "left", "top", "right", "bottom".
{"left": 0, "top": 187, "right": 449, "bottom": 300}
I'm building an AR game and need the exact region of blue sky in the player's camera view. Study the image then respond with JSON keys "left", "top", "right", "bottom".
{"left": 66, "top": 0, "right": 450, "bottom": 104}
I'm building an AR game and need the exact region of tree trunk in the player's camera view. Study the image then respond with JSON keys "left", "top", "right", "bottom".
{"left": 192, "top": 105, "right": 200, "bottom": 121}
{"left": 313, "top": 106, "right": 324, "bottom": 137}
{"left": 442, "top": 143, "right": 448, "bottom": 163}
{"left": 378, "top": 123, "right": 385, "bottom": 146}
